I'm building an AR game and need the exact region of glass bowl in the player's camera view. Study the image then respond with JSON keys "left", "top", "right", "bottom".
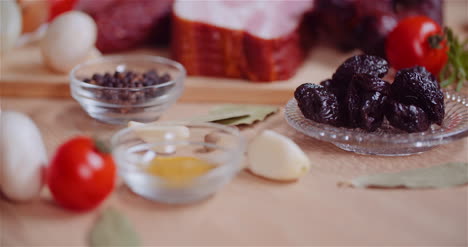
{"left": 111, "top": 122, "right": 246, "bottom": 204}
{"left": 285, "top": 90, "right": 468, "bottom": 156}
{"left": 70, "top": 55, "right": 186, "bottom": 124}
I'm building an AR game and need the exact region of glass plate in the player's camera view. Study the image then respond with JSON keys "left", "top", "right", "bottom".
{"left": 285, "top": 90, "right": 468, "bottom": 156}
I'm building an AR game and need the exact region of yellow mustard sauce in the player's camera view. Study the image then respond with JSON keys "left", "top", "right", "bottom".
{"left": 146, "top": 156, "right": 215, "bottom": 186}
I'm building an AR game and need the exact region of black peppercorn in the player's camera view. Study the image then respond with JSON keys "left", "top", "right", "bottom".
{"left": 83, "top": 69, "right": 173, "bottom": 105}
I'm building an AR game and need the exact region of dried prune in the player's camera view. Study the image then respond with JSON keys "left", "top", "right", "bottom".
{"left": 294, "top": 83, "right": 342, "bottom": 126}
{"left": 344, "top": 74, "right": 389, "bottom": 130}
{"left": 345, "top": 80, "right": 388, "bottom": 131}
{"left": 321, "top": 79, "right": 350, "bottom": 125}
{"left": 320, "top": 79, "right": 346, "bottom": 101}
{"left": 351, "top": 73, "right": 390, "bottom": 95}
{"left": 360, "top": 91, "right": 387, "bottom": 131}
{"left": 319, "top": 79, "right": 333, "bottom": 88}
{"left": 322, "top": 79, "right": 347, "bottom": 99}
{"left": 332, "top": 55, "right": 389, "bottom": 84}
{"left": 386, "top": 100, "right": 431, "bottom": 133}
{"left": 391, "top": 66, "right": 444, "bottom": 125}
{"left": 402, "top": 66, "right": 440, "bottom": 89}
{"left": 345, "top": 82, "right": 362, "bottom": 128}
{"left": 294, "top": 58, "right": 443, "bottom": 134}
{"left": 294, "top": 83, "right": 316, "bottom": 100}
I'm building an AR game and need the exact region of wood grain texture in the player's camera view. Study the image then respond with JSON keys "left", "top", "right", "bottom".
{"left": 1, "top": 1, "right": 468, "bottom": 245}
{"left": 1, "top": 98, "right": 467, "bottom": 246}
{"left": 0, "top": 42, "right": 357, "bottom": 104}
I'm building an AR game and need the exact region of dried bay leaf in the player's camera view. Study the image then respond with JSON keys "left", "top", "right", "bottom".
{"left": 89, "top": 207, "right": 141, "bottom": 247}
{"left": 188, "top": 104, "right": 278, "bottom": 126}
{"left": 189, "top": 110, "right": 249, "bottom": 123}
{"left": 347, "top": 162, "right": 468, "bottom": 189}
{"left": 212, "top": 104, "right": 278, "bottom": 125}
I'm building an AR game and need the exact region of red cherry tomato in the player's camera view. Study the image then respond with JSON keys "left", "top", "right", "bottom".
{"left": 47, "top": 137, "right": 116, "bottom": 211}
{"left": 386, "top": 16, "right": 448, "bottom": 76}
{"left": 48, "top": 0, "right": 78, "bottom": 21}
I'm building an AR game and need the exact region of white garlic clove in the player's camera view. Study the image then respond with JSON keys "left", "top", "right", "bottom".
{"left": 247, "top": 130, "right": 310, "bottom": 181}
{"left": 128, "top": 121, "right": 190, "bottom": 154}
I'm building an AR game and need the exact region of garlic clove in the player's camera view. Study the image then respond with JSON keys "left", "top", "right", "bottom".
{"left": 247, "top": 130, "right": 310, "bottom": 181}
{"left": 128, "top": 121, "right": 190, "bottom": 154}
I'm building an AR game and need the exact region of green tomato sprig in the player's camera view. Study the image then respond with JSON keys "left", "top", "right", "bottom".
{"left": 439, "top": 27, "right": 468, "bottom": 91}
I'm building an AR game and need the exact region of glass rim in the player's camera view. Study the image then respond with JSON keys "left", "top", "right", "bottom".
{"left": 285, "top": 89, "right": 468, "bottom": 147}
{"left": 111, "top": 121, "right": 246, "bottom": 183}
{"left": 69, "top": 55, "right": 186, "bottom": 90}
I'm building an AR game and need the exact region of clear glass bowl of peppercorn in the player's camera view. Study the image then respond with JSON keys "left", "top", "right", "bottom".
{"left": 70, "top": 55, "right": 186, "bottom": 124}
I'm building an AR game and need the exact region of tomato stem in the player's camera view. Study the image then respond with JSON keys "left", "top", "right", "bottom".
{"left": 94, "top": 138, "right": 111, "bottom": 154}
{"left": 427, "top": 34, "right": 444, "bottom": 49}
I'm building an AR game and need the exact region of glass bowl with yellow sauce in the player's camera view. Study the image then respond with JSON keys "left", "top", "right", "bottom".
{"left": 111, "top": 122, "right": 246, "bottom": 204}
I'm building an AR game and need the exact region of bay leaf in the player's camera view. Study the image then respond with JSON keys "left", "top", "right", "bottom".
{"left": 89, "top": 207, "right": 141, "bottom": 247}
{"left": 212, "top": 104, "right": 278, "bottom": 125}
{"left": 189, "top": 110, "right": 249, "bottom": 123}
{"left": 187, "top": 104, "right": 278, "bottom": 126}
{"left": 348, "top": 162, "right": 468, "bottom": 189}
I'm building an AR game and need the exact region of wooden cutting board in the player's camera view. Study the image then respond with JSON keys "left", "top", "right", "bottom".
{"left": 0, "top": 42, "right": 357, "bottom": 104}
{"left": 1, "top": 1, "right": 467, "bottom": 104}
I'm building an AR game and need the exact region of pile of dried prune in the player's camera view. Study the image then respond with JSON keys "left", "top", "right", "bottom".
{"left": 294, "top": 83, "right": 342, "bottom": 126}
{"left": 294, "top": 55, "right": 445, "bottom": 133}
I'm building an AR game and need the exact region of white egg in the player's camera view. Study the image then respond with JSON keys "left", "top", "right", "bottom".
{"left": 0, "top": 111, "right": 47, "bottom": 202}
{"left": 0, "top": 0, "right": 22, "bottom": 53}
{"left": 41, "top": 11, "right": 97, "bottom": 73}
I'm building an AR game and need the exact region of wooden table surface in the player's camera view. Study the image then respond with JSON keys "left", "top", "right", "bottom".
{"left": 2, "top": 1, "right": 468, "bottom": 246}
{"left": 1, "top": 97, "right": 468, "bottom": 246}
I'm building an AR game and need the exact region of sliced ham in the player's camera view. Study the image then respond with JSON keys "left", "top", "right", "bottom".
{"left": 172, "top": 0, "right": 314, "bottom": 82}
